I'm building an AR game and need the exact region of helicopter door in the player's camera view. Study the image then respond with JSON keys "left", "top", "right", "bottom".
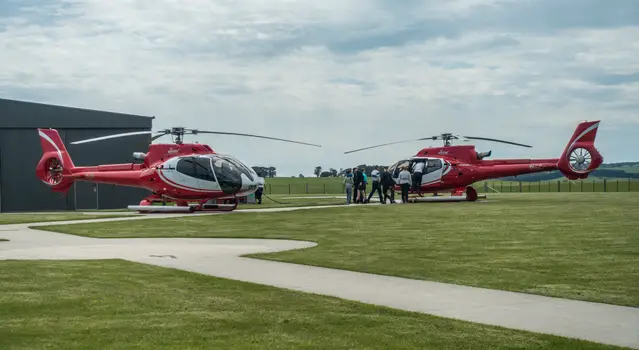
{"left": 420, "top": 158, "right": 444, "bottom": 186}
{"left": 173, "top": 157, "right": 211, "bottom": 192}
{"left": 192, "top": 157, "right": 218, "bottom": 191}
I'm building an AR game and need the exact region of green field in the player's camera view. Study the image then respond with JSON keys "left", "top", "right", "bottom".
{"left": 36, "top": 192, "right": 639, "bottom": 307}
{"left": 605, "top": 166, "right": 639, "bottom": 173}
{"left": 262, "top": 177, "right": 639, "bottom": 194}
{"left": 0, "top": 260, "right": 612, "bottom": 349}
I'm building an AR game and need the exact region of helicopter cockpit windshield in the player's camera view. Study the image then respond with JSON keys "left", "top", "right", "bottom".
{"left": 201, "top": 155, "right": 240, "bottom": 194}
{"left": 203, "top": 154, "right": 255, "bottom": 194}
{"left": 389, "top": 159, "right": 410, "bottom": 178}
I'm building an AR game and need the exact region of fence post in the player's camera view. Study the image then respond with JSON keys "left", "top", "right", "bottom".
{"left": 603, "top": 179, "right": 607, "bottom": 192}
{"left": 569, "top": 180, "right": 571, "bottom": 192}
{"left": 484, "top": 182, "right": 488, "bottom": 193}
{"left": 323, "top": 184, "right": 326, "bottom": 193}
{"left": 519, "top": 181, "right": 522, "bottom": 192}
{"left": 557, "top": 180, "right": 560, "bottom": 192}
{"left": 268, "top": 184, "right": 271, "bottom": 194}
{"left": 288, "top": 183, "right": 291, "bottom": 194}
{"left": 306, "top": 183, "right": 308, "bottom": 194}
{"left": 592, "top": 179, "right": 595, "bottom": 192}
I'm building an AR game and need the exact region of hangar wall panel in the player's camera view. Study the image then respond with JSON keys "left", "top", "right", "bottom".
{"left": 0, "top": 98, "right": 153, "bottom": 212}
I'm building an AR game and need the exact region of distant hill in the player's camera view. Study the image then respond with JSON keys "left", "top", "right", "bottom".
{"left": 500, "top": 162, "right": 639, "bottom": 182}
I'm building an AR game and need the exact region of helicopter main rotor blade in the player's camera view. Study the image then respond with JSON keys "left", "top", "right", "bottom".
{"left": 462, "top": 136, "right": 532, "bottom": 148}
{"left": 70, "top": 131, "right": 156, "bottom": 145}
{"left": 343, "top": 139, "right": 426, "bottom": 154}
{"left": 150, "top": 133, "right": 168, "bottom": 142}
{"left": 194, "top": 130, "right": 321, "bottom": 147}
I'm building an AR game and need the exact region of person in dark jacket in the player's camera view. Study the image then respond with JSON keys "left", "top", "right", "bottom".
{"left": 381, "top": 167, "right": 396, "bottom": 204}
{"left": 352, "top": 167, "right": 361, "bottom": 203}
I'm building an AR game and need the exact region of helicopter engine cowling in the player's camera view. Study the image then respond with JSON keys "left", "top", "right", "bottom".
{"left": 476, "top": 150, "right": 492, "bottom": 160}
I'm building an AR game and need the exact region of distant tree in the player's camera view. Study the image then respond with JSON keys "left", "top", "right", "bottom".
{"left": 314, "top": 166, "right": 322, "bottom": 177}
{"left": 298, "top": 174, "right": 304, "bottom": 178}
{"left": 329, "top": 168, "right": 337, "bottom": 177}
{"left": 320, "top": 171, "right": 331, "bottom": 177}
{"left": 251, "top": 166, "right": 276, "bottom": 178}
{"left": 251, "top": 166, "right": 268, "bottom": 178}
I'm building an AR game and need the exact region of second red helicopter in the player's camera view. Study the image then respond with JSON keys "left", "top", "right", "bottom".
{"left": 344, "top": 120, "right": 603, "bottom": 202}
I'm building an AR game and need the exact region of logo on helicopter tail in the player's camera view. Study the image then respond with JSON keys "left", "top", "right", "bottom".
{"left": 438, "top": 150, "right": 449, "bottom": 155}
{"left": 167, "top": 148, "right": 179, "bottom": 154}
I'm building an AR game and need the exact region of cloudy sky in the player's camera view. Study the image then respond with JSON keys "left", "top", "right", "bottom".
{"left": 1, "top": 0, "right": 638, "bottom": 176}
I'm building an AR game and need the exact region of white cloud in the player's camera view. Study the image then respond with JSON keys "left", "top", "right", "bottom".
{"left": 1, "top": 0, "right": 638, "bottom": 176}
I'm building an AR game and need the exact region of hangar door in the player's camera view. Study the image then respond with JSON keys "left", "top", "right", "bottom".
{"left": 0, "top": 147, "right": 3, "bottom": 212}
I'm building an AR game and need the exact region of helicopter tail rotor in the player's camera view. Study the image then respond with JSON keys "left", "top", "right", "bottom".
{"left": 557, "top": 120, "right": 603, "bottom": 179}
{"left": 36, "top": 128, "right": 75, "bottom": 192}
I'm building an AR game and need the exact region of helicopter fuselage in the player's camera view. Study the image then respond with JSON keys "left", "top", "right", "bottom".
{"left": 387, "top": 120, "right": 603, "bottom": 196}
{"left": 36, "top": 132, "right": 260, "bottom": 203}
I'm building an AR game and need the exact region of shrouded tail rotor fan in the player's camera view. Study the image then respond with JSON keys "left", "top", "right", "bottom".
{"left": 45, "top": 157, "right": 63, "bottom": 185}
{"left": 569, "top": 147, "right": 592, "bottom": 172}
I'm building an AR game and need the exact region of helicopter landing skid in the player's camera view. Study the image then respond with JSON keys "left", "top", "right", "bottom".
{"left": 408, "top": 186, "right": 486, "bottom": 203}
{"left": 127, "top": 197, "right": 238, "bottom": 213}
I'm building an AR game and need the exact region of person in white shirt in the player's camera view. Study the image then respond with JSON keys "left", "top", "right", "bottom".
{"left": 366, "top": 166, "right": 383, "bottom": 203}
{"left": 398, "top": 165, "right": 412, "bottom": 203}
{"left": 412, "top": 159, "right": 425, "bottom": 194}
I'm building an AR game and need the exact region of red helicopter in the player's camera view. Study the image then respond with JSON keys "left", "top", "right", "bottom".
{"left": 36, "top": 127, "right": 321, "bottom": 212}
{"left": 344, "top": 120, "right": 603, "bottom": 202}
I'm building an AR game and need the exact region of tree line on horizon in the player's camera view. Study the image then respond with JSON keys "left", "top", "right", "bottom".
{"left": 250, "top": 161, "right": 639, "bottom": 181}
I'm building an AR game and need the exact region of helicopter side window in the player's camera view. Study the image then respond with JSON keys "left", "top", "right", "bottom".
{"left": 176, "top": 157, "right": 216, "bottom": 182}
{"left": 176, "top": 158, "right": 196, "bottom": 177}
{"left": 194, "top": 157, "right": 216, "bottom": 182}
{"left": 425, "top": 159, "right": 442, "bottom": 174}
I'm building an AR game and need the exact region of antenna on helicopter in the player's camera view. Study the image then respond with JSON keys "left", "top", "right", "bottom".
{"left": 70, "top": 126, "right": 322, "bottom": 147}
{"left": 343, "top": 133, "right": 531, "bottom": 154}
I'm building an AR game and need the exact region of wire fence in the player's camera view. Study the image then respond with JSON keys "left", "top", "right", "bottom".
{"left": 263, "top": 179, "right": 639, "bottom": 195}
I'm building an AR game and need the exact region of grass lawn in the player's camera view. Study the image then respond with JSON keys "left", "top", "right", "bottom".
{"left": 237, "top": 194, "right": 346, "bottom": 209}
{"left": 0, "top": 213, "right": 134, "bottom": 225}
{"left": 35, "top": 192, "right": 639, "bottom": 307}
{"left": 0, "top": 260, "right": 617, "bottom": 349}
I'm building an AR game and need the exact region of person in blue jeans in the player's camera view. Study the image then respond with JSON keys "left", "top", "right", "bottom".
{"left": 343, "top": 169, "right": 354, "bottom": 204}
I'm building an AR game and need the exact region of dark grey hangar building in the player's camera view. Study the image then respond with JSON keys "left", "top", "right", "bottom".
{"left": 0, "top": 98, "right": 154, "bottom": 212}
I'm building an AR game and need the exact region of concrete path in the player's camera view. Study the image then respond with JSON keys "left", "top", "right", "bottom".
{"left": 1, "top": 206, "right": 638, "bottom": 349}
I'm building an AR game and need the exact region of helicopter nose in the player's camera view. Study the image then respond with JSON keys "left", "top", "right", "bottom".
{"left": 236, "top": 173, "right": 258, "bottom": 196}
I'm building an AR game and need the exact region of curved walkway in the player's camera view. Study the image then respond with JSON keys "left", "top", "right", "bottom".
{"left": 1, "top": 206, "right": 638, "bottom": 349}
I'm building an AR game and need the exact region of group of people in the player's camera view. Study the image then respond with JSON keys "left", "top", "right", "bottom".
{"left": 343, "top": 161, "right": 425, "bottom": 204}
